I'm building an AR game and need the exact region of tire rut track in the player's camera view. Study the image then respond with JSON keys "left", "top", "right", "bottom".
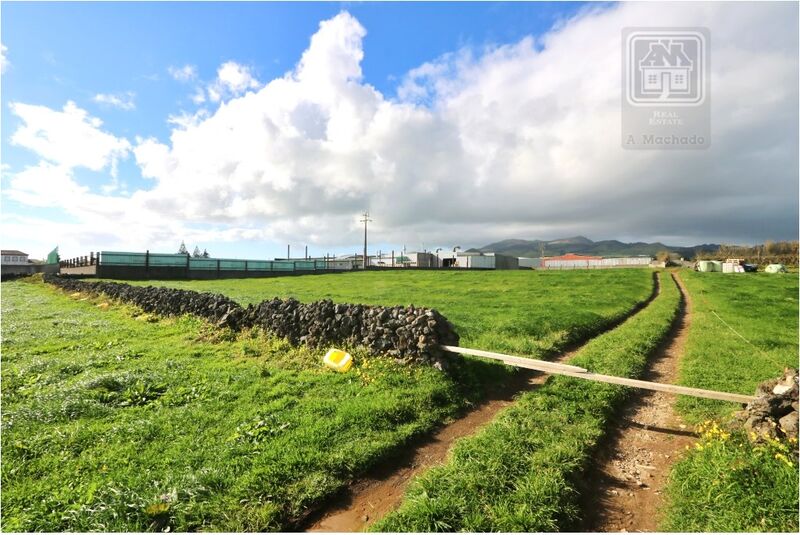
{"left": 581, "top": 271, "right": 696, "bottom": 532}
{"left": 299, "top": 273, "right": 662, "bottom": 532}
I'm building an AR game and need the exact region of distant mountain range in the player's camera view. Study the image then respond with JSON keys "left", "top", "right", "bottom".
{"left": 469, "top": 236, "right": 720, "bottom": 259}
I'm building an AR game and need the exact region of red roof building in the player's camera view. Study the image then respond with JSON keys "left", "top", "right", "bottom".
{"left": 545, "top": 253, "right": 602, "bottom": 262}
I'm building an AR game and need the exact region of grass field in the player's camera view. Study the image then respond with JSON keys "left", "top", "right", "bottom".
{"left": 373, "top": 272, "right": 682, "bottom": 532}
{"left": 1, "top": 269, "right": 653, "bottom": 531}
{"left": 675, "top": 271, "right": 798, "bottom": 421}
{"left": 663, "top": 271, "right": 799, "bottom": 532}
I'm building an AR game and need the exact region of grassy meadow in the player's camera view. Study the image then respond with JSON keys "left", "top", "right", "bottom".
{"left": 374, "top": 272, "right": 682, "bottom": 532}
{"left": 663, "top": 271, "right": 799, "bottom": 532}
{"left": 675, "top": 270, "right": 798, "bottom": 421}
{"left": 2, "top": 269, "right": 653, "bottom": 531}
{"left": 117, "top": 269, "right": 655, "bottom": 358}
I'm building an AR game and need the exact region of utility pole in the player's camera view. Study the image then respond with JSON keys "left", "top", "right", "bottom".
{"left": 360, "top": 211, "right": 372, "bottom": 270}
{"left": 305, "top": 245, "right": 308, "bottom": 259}
{"left": 287, "top": 244, "right": 290, "bottom": 260}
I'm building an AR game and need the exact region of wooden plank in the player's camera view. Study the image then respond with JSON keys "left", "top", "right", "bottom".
{"left": 440, "top": 345, "right": 756, "bottom": 404}
{"left": 441, "top": 345, "right": 589, "bottom": 373}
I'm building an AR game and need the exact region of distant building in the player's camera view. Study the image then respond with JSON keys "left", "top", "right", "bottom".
{"left": 518, "top": 257, "right": 542, "bottom": 269}
{"left": 547, "top": 253, "right": 603, "bottom": 262}
{"left": 542, "top": 254, "right": 653, "bottom": 270}
{"left": 0, "top": 249, "right": 58, "bottom": 279}
{"left": 2, "top": 250, "right": 29, "bottom": 265}
{"left": 456, "top": 252, "right": 519, "bottom": 270}
{"left": 379, "top": 252, "right": 437, "bottom": 268}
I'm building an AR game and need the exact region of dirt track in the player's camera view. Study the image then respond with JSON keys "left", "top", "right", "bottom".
{"left": 581, "top": 272, "right": 697, "bottom": 532}
{"left": 301, "top": 273, "right": 661, "bottom": 532}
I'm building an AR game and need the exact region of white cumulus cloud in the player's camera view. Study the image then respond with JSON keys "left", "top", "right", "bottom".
{"left": 9, "top": 101, "right": 131, "bottom": 175}
{"left": 217, "top": 61, "right": 260, "bottom": 92}
{"left": 5, "top": 162, "right": 89, "bottom": 208}
{"left": 205, "top": 61, "right": 261, "bottom": 103}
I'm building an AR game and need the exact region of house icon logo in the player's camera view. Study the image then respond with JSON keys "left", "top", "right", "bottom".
{"left": 626, "top": 29, "right": 706, "bottom": 106}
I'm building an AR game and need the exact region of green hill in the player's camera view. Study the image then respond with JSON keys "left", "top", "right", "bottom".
{"left": 471, "top": 236, "right": 719, "bottom": 258}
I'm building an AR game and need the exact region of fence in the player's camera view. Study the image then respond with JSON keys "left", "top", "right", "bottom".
{"left": 61, "top": 251, "right": 354, "bottom": 280}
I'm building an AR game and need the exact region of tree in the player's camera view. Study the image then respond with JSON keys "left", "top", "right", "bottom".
{"left": 192, "top": 246, "right": 202, "bottom": 258}
{"left": 202, "top": 249, "right": 210, "bottom": 258}
{"left": 655, "top": 250, "right": 671, "bottom": 262}
{"left": 178, "top": 241, "right": 188, "bottom": 255}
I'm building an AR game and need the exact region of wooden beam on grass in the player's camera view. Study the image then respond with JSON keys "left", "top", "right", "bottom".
{"left": 440, "top": 345, "right": 757, "bottom": 405}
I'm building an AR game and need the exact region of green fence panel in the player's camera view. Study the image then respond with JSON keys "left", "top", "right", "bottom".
{"left": 272, "top": 261, "right": 294, "bottom": 271}
{"left": 100, "top": 251, "right": 147, "bottom": 266}
{"left": 247, "top": 261, "right": 272, "bottom": 271}
{"left": 294, "top": 261, "right": 315, "bottom": 270}
{"left": 149, "top": 254, "right": 189, "bottom": 267}
{"left": 189, "top": 258, "right": 217, "bottom": 271}
{"left": 219, "top": 259, "right": 246, "bottom": 270}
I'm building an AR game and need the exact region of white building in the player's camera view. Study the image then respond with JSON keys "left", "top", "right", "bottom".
{"left": 2, "top": 250, "right": 29, "bottom": 265}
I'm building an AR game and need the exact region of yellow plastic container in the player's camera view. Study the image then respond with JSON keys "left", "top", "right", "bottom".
{"left": 323, "top": 348, "right": 353, "bottom": 372}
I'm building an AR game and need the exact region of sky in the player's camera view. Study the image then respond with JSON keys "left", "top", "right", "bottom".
{"left": 1, "top": 1, "right": 798, "bottom": 260}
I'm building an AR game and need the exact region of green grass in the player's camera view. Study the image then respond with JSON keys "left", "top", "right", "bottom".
{"left": 116, "top": 269, "right": 655, "bottom": 358}
{"left": 663, "top": 425, "right": 798, "bottom": 532}
{"left": 2, "top": 270, "right": 652, "bottom": 531}
{"left": 675, "top": 270, "right": 798, "bottom": 421}
{"left": 373, "top": 272, "right": 682, "bottom": 532}
{"left": 663, "top": 271, "right": 799, "bottom": 532}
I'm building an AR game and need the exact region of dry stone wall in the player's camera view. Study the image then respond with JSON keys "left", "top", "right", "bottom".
{"left": 736, "top": 368, "right": 798, "bottom": 440}
{"left": 44, "top": 275, "right": 459, "bottom": 369}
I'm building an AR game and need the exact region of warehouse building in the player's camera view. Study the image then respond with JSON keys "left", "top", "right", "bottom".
{"left": 541, "top": 253, "right": 653, "bottom": 270}
{"left": 455, "top": 252, "right": 519, "bottom": 270}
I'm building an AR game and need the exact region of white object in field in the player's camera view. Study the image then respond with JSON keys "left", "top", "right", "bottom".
{"left": 722, "top": 262, "right": 744, "bottom": 273}
{"left": 765, "top": 264, "right": 787, "bottom": 273}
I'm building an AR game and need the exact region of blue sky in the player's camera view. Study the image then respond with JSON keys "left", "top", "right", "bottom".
{"left": 1, "top": 1, "right": 797, "bottom": 260}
